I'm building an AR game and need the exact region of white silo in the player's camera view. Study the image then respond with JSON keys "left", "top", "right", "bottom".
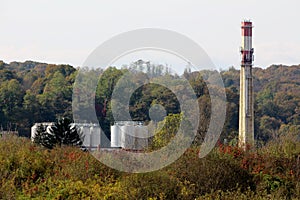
{"left": 111, "top": 121, "right": 149, "bottom": 150}
{"left": 81, "top": 124, "right": 91, "bottom": 148}
{"left": 91, "top": 125, "right": 101, "bottom": 148}
{"left": 31, "top": 124, "right": 37, "bottom": 141}
{"left": 124, "top": 125, "right": 135, "bottom": 149}
{"left": 120, "top": 125, "right": 127, "bottom": 149}
{"left": 111, "top": 124, "right": 120, "bottom": 147}
{"left": 134, "top": 125, "right": 148, "bottom": 150}
{"left": 141, "top": 126, "right": 149, "bottom": 149}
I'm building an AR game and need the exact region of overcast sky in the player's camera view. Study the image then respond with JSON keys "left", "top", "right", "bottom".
{"left": 1, "top": 0, "right": 300, "bottom": 70}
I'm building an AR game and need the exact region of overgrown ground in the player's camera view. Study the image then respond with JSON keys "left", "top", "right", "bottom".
{"left": 0, "top": 135, "right": 300, "bottom": 199}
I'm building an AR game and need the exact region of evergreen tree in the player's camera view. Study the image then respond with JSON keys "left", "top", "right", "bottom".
{"left": 33, "top": 124, "right": 56, "bottom": 149}
{"left": 33, "top": 118, "right": 84, "bottom": 149}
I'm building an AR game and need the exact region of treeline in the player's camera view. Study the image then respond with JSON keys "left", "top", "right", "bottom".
{"left": 0, "top": 60, "right": 75, "bottom": 135}
{"left": 0, "top": 60, "right": 299, "bottom": 145}
{"left": 222, "top": 65, "right": 300, "bottom": 143}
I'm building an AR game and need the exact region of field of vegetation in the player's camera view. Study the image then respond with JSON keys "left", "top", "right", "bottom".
{"left": 0, "top": 133, "right": 299, "bottom": 199}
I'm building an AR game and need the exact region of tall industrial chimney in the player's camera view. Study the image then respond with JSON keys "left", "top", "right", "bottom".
{"left": 239, "top": 20, "right": 254, "bottom": 149}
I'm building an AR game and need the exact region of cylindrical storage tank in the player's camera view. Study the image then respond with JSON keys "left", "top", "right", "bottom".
{"left": 132, "top": 126, "right": 138, "bottom": 150}
{"left": 81, "top": 125, "right": 91, "bottom": 148}
{"left": 91, "top": 125, "right": 101, "bottom": 148}
{"left": 133, "top": 126, "right": 143, "bottom": 150}
{"left": 120, "top": 125, "right": 127, "bottom": 149}
{"left": 31, "top": 124, "right": 37, "bottom": 141}
{"left": 137, "top": 125, "right": 149, "bottom": 150}
{"left": 139, "top": 126, "right": 148, "bottom": 150}
{"left": 125, "top": 125, "right": 134, "bottom": 149}
{"left": 111, "top": 124, "right": 120, "bottom": 147}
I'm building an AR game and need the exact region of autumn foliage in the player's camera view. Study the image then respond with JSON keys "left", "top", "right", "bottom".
{"left": 0, "top": 135, "right": 299, "bottom": 199}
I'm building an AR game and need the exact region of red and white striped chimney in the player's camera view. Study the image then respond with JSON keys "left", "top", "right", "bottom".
{"left": 241, "top": 21, "right": 254, "bottom": 65}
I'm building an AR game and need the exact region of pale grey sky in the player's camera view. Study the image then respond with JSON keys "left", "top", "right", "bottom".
{"left": 1, "top": 0, "right": 300, "bottom": 70}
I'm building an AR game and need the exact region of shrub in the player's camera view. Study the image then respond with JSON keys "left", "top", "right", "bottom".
{"left": 118, "top": 172, "right": 183, "bottom": 199}
{"left": 1, "top": 135, "right": 299, "bottom": 199}
{"left": 167, "top": 148, "right": 255, "bottom": 198}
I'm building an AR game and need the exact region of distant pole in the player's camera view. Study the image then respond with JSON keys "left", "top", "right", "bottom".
{"left": 239, "top": 20, "right": 255, "bottom": 150}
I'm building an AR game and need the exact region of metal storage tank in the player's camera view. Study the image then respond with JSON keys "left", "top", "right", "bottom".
{"left": 81, "top": 125, "right": 91, "bottom": 148}
{"left": 31, "top": 124, "right": 37, "bottom": 141}
{"left": 124, "top": 125, "right": 135, "bottom": 149}
{"left": 91, "top": 125, "right": 101, "bottom": 148}
{"left": 111, "top": 124, "right": 120, "bottom": 147}
{"left": 120, "top": 125, "right": 127, "bottom": 149}
{"left": 111, "top": 121, "right": 148, "bottom": 150}
{"left": 135, "top": 125, "right": 148, "bottom": 150}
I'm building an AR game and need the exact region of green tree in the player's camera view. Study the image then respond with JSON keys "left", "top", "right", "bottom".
{"left": 151, "top": 113, "right": 192, "bottom": 149}
{"left": 0, "top": 79, "right": 24, "bottom": 124}
{"left": 95, "top": 67, "right": 125, "bottom": 135}
{"left": 38, "top": 71, "right": 73, "bottom": 121}
{"left": 258, "top": 115, "right": 282, "bottom": 142}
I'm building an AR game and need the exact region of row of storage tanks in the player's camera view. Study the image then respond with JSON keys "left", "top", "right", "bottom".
{"left": 31, "top": 121, "right": 148, "bottom": 151}
{"left": 79, "top": 124, "right": 102, "bottom": 149}
{"left": 31, "top": 123, "right": 102, "bottom": 150}
{"left": 111, "top": 121, "right": 148, "bottom": 150}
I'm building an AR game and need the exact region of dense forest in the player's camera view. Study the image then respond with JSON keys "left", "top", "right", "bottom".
{"left": 0, "top": 60, "right": 299, "bottom": 145}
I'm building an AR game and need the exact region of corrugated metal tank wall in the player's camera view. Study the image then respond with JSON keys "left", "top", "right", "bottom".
{"left": 90, "top": 125, "right": 101, "bottom": 148}
{"left": 80, "top": 125, "right": 91, "bottom": 148}
{"left": 111, "top": 122, "right": 148, "bottom": 150}
{"left": 111, "top": 124, "right": 120, "bottom": 147}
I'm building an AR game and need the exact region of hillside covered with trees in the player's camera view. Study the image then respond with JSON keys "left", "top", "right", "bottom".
{"left": 0, "top": 60, "right": 299, "bottom": 145}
